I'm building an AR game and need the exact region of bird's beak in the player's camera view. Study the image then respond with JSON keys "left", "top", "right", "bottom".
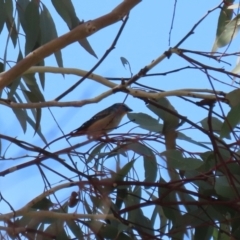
{"left": 127, "top": 107, "right": 133, "bottom": 112}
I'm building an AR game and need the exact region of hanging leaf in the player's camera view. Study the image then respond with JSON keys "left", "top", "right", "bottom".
{"left": 0, "top": 0, "right": 5, "bottom": 33}
{"left": 5, "top": 0, "right": 18, "bottom": 47}
{"left": 161, "top": 149, "right": 204, "bottom": 171}
{"left": 220, "top": 102, "right": 240, "bottom": 139}
{"left": 24, "top": 1, "right": 40, "bottom": 54}
{"left": 127, "top": 112, "right": 163, "bottom": 133}
{"left": 22, "top": 74, "right": 44, "bottom": 134}
{"left": 147, "top": 98, "right": 179, "bottom": 131}
{"left": 11, "top": 108, "right": 27, "bottom": 133}
{"left": 16, "top": 0, "right": 30, "bottom": 33}
{"left": 115, "top": 160, "right": 135, "bottom": 181}
{"left": 66, "top": 220, "right": 84, "bottom": 239}
{"left": 8, "top": 50, "right": 23, "bottom": 98}
{"left": 216, "top": 1, "right": 234, "bottom": 37}
{"left": 200, "top": 116, "right": 230, "bottom": 139}
{"left": 26, "top": 116, "right": 47, "bottom": 145}
{"left": 158, "top": 177, "right": 181, "bottom": 223}
{"left": 226, "top": 88, "right": 240, "bottom": 107}
{"left": 86, "top": 143, "right": 107, "bottom": 163}
{"left": 11, "top": 94, "right": 27, "bottom": 133}
{"left": 177, "top": 132, "right": 211, "bottom": 150}
{"left": 51, "top": 0, "right": 97, "bottom": 58}
{"left": 40, "top": 4, "right": 63, "bottom": 69}
{"left": 212, "top": 14, "right": 240, "bottom": 52}
{"left": 126, "top": 142, "right": 157, "bottom": 187}
{"left": 215, "top": 175, "right": 240, "bottom": 199}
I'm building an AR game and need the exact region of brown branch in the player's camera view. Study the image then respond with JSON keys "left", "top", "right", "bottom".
{"left": 0, "top": 0, "right": 141, "bottom": 89}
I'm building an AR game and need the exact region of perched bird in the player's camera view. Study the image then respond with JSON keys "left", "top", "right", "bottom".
{"left": 69, "top": 103, "right": 132, "bottom": 139}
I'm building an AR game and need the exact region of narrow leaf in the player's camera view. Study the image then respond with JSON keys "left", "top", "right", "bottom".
{"left": 220, "top": 102, "right": 240, "bottom": 138}
{"left": 161, "top": 150, "right": 204, "bottom": 171}
{"left": 24, "top": 1, "right": 40, "bottom": 54}
{"left": 40, "top": 4, "right": 63, "bottom": 68}
{"left": 127, "top": 112, "right": 163, "bottom": 132}
{"left": 0, "top": 0, "right": 5, "bottom": 33}
{"left": 147, "top": 98, "right": 179, "bottom": 131}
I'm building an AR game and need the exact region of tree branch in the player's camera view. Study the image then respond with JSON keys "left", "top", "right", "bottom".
{"left": 0, "top": 0, "right": 141, "bottom": 89}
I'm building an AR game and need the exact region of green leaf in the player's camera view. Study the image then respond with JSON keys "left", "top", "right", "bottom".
{"left": 78, "top": 38, "right": 98, "bottom": 59}
{"left": 135, "top": 213, "right": 155, "bottom": 239}
{"left": 212, "top": 13, "right": 240, "bottom": 52}
{"left": 26, "top": 112, "right": 47, "bottom": 145}
{"left": 200, "top": 117, "right": 230, "bottom": 139}
{"left": 11, "top": 95, "right": 27, "bottom": 133}
{"left": 143, "top": 152, "right": 157, "bottom": 186}
{"left": 8, "top": 51, "right": 23, "bottom": 98}
{"left": 132, "top": 185, "right": 141, "bottom": 205}
{"left": 127, "top": 112, "right": 163, "bottom": 132}
{"left": 177, "top": 132, "right": 211, "bottom": 150}
{"left": 84, "top": 198, "right": 92, "bottom": 214}
{"left": 226, "top": 88, "right": 240, "bottom": 107}
{"left": 215, "top": 175, "right": 240, "bottom": 199}
{"left": 37, "top": 59, "right": 45, "bottom": 89}
{"left": 51, "top": 0, "right": 75, "bottom": 28}
{"left": 124, "top": 188, "right": 142, "bottom": 223}
{"left": 115, "top": 187, "right": 128, "bottom": 210}
{"left": 216, "top": 1, "right": 234, "bottom": 37}
{"left": 125, "top": 142, "right": 157, "bottom": 186}
{"left": 45, "top": 221, "right": 68, "bottom": 239}
{"left": 220, "top": 102, "right": 240, "bottom": 138}
{"left": 66, "top": 220, "right": 84, "bottom": 239}
{"left": 0, "top": 0, "right": 5, "bottom": 33}
{"left": 5, "top": 0, "right": 13, "bottom": 19}
{"left": 158, "top": 177, "right": 180, "bottom": 223}
{"left": 87, "top": 143, "right": 107, "bottom": 163}
{"left": 22, "top": 74, "right": 44, "bottom": 134}
{"left": 5, "top": 16, "right": 18, "bottom": 47}
{"left": 146, "top": 191, "right": 168, "bottom": 234}
{"left": 147, "top": 98, "right": 179, "bottom": 131}
{"left": 161, "top": 150, "right": 204, "bottom": 171}
{"left": 16, "top": 0, "right": 30, "bottom": 33}
{"left": 24, "top": 1, "right": 40, "bottom": 54}
{"left": 115, "top": 160, "right": 135, "bottom": 181}
{"left": 51, "top": 0, "right": 97, "bottom": 58}
{"left": 40, "top": 4, "right": 63, "bottom": 68}
{"left": 125, "top": 142, "right": 153, "bottom": 157}
{"left": 195, "top": 226, "right": 213, "bottom": 240}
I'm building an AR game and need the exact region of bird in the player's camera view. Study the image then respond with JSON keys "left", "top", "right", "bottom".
{"left": 68, "top": 103, "right": 132, "bottom": 139}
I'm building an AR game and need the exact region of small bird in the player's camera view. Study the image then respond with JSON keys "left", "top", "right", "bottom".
{"left": 69, "top": 103, "right": 132, "bottom": 139}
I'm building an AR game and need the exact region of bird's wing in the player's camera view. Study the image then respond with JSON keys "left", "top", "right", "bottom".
{"left": 72, "top": 107, "right": 113, "bottom": 133}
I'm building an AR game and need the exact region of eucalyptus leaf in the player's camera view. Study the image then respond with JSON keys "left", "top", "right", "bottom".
{"left": 127, "top": 112, "right": 163, "bottom": 132}
{"left": 147, "top": 98, "right": 179, "bottom": 131}
{"left": 40, "top": 4, "right": 63, "bottom": 68}
{"left": 220, "top": 102, "right": 240, "bottom": 139}
{"left": 212, "top": 13, "right": 240, "bottom": 52}
{"left": 0, "top": 0, "right": 5, "bottom": 33}
{"left": 161, "top": 150, "right": 203, "bottom": 171}
{"left": 51, "top": 0, "right": 97, "bottom": 58}
{"left": 177, "top": 132, "right": 211, "bottom": 150}
{"left": 66, "top": 220, "right": 84, "bottom": 239}
{"left": 24, "top": 1, "right": 40, "bottom": 54}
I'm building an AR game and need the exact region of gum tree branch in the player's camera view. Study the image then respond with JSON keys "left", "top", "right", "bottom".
{"left": 0, "top": 0, "right": 141, "bottom": 89}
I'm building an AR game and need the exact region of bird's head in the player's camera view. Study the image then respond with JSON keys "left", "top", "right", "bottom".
{"left": 111, "top": 103, "right": 132, "bottom": 113}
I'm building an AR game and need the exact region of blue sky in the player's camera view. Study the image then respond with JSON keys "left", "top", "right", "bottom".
{"left": 0, "top": 0, "right": 238, "bottom": 238}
